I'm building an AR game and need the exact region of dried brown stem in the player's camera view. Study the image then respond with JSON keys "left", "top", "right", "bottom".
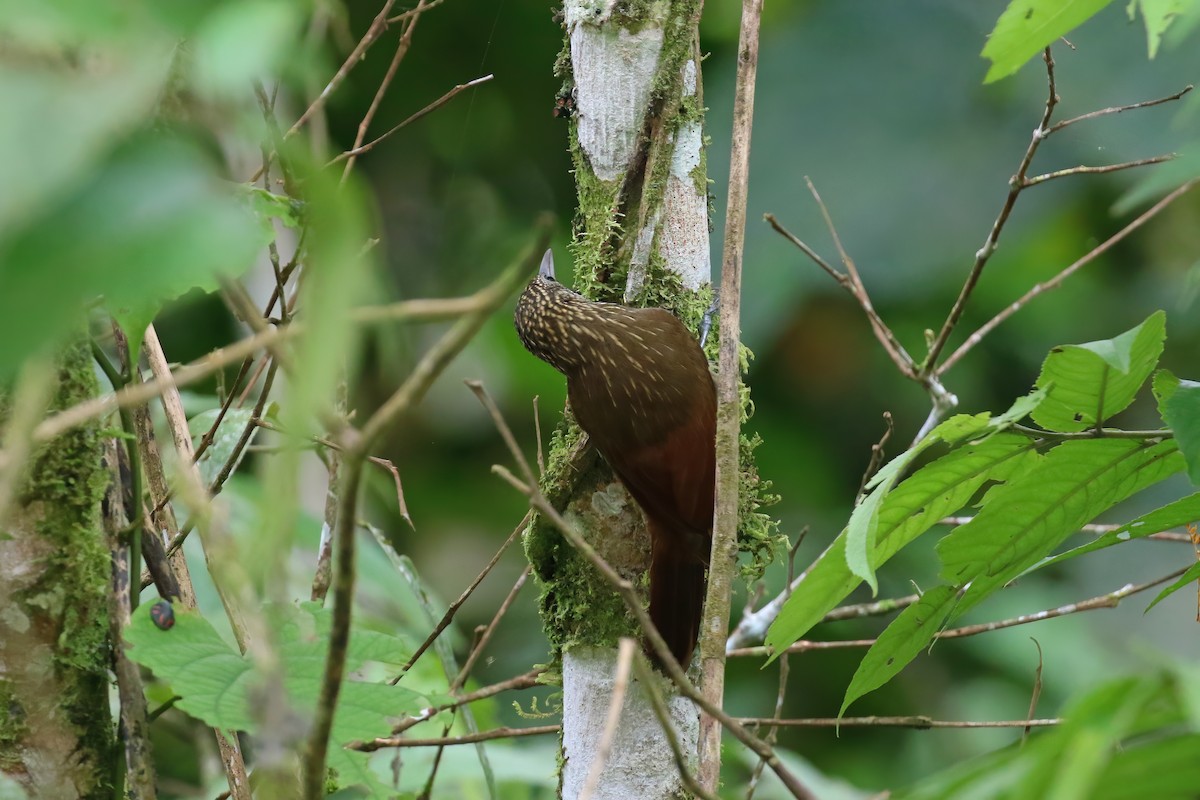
{"left": 388, "top": 669, "right": 543, "bottom": 736}
{"left": 451, "top": 564, "right": 531, "bottom": 692}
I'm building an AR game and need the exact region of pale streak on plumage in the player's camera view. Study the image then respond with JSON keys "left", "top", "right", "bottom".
{"left": 513, "top": 256, "right": 717, "bottom": 666}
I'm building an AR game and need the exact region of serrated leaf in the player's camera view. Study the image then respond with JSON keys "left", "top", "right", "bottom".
{"left": 839, "top": 585, "right": 957, "bottom": 717}
{"left": 982, "top": 0, "right": 1117, "bottom": 83}
{"left": 1031, "top": 311, "right": 1166, "bottom": 432}
{"left": 124, "top": 606, "right": 260, "bottom": 731}
{"left": 938, "top": 439, "right": 1183, "bottom": 616}
{"left": 766, "top": 434, "right": 1035, "bottom": 655}
{"left": 1162, "top": 379, "right": 1200, "bottom": 485}
{"left": 126, "top": 602, "right": 430, "bottom": 795}
{"left": 1036, "top": 491, "right": 1200, "bottom": 570}
{"left": 1144, "top": 560, "right": 1200, "bottom": 613}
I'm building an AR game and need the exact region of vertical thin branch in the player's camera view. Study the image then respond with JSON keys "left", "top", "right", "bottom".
{"left": 303, "top": 442, "right": 365, "bottom": 800}
{"left": 102, "top": 440, "right": 157, "bottom": 800}
{"left": 700, "top": 0, "right": 763, "bottom": 790}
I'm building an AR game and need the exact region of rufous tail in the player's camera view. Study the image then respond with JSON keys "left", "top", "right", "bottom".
{"left": 647, "top": 526, "right": 708, "bottom": 669}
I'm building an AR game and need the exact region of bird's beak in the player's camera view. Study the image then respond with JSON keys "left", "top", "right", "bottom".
{"left": 539, "top": 249, "right": 556, "bottom": 280}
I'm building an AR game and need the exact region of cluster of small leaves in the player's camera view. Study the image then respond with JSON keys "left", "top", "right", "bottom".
{"left": 767, "top": 311, "right": 1200, "bottom": 720}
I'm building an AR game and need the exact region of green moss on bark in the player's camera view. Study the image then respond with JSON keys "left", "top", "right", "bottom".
{"left": 533, "top": 0, "right": 781, "bottom": 664}
{"left": 1, "top": 340, "right": 114, "bottom": 797}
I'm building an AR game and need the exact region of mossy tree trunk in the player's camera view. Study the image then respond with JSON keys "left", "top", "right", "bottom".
{"left": 525, "top": 1, "right": 712, "bottom": 797}
{"left": 0, "top": 341, "right": 114, "bottom": 798}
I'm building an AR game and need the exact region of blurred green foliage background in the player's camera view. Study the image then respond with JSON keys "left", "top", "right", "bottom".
{"left": 4, "top": 0, "right": 1200, "bottom": 795}
{"left": 300, "top": 2, "right": 1200, "bottom": 790}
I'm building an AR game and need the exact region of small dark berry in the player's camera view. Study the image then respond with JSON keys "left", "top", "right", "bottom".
{"left": 150, "top": 600, "right": 175, "bottom": 630}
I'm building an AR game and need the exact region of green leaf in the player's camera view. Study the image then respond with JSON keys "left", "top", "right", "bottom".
{"left": 243, "top": 186, "right": 304, "bottom": 231}
{"left": 125, "top": 602, "right": 431, "bottom": 795}
{"left": 1092, "top": 734, "right": 1200, "bottom": 800}
{"left": 765, "top": 433, "right": 1035, "bottom": 655}
{"left": 188, "top": 408, "right": 258, "bottom": 487}
{"left": 190, "top": 1, "right": 302, "bottom": 99}
{"left": 1030, "top": 311, "right": 1166, "bottom": 432}
{"left": 938, "top": 439, "right": 1183, "bottom": 616}
{"left": 1153, "top": 368, "right": 1181, "bottom": 413}
{"left": 0, "top": 139, "right": 263, "bottom": 375}
{"left": 124, "top": 605, "right": 259, "bottom": 731}
{"left": 845, "top": 407, "right": 1037, "bottom": 594}
{"left": 982, "top": 0, "right": 1117, "bottom": 83}
{"left": 839, "top": 585, "right": 958, "bottom": 716}
{"left": 1035, "top": 491, "right": 1200, "bottom": 570}
{"left": 1013, "top": 676, "right": 1162, "bottom": 800}
{"left": 1162, "top": 379, "right": 1200, "bottom": 484}
{"left": 895, "top": 670, "right": 1197, "bottom": 800}
{"left": 1127, "top": 0, "right": 1190, "bottom": 58}
{"left": 1145, "top": 560, "right": 1200, "bottom": 613}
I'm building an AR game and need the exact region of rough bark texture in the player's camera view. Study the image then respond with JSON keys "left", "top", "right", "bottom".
{"left": 523, "top": 1, "right": 710, "bottom": 797}
{"left": 0, "top": 341, "right": 114, "bottom": 798}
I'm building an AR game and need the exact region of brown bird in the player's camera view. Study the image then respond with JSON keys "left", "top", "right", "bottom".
{"left": 514, "top": 249, "right": 716, "bottom": 667}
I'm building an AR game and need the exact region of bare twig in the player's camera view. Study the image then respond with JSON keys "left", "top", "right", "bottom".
{"left": 451, "top": 564, "right": 531, "bottom": 691}
{"left": 302, "top": 439, "right": 364, "bottom": 800}
{"left": 701, "top": 0, "right": 765, "bottom": 789}
{"left": 331, "top": 75, "right": 495, "bottom": 166}
{"left": 856, "top": 412, "right": 894, "bottom": 499}
{"left": 354, "top": 725, "right": 560, "bottom": 751}
{"left": 1022, "top": 155, "right": 1175, "bottom": 187}
{"left": 286, "top": 0, "right": 403, "bottom": 139}
{"left": 393, "top": 511, "right": 532, "bottom": 682}
{"left": 340, "top": 2, "right": 429, "bottom": 179}
{"left": 389, "top": 669, "right": 543, "bottom": 736}
{"left": 738, "top": 716, "right": 1060, "bottom": 729}
{"left": 729, "top": 567, "right": 1189, "bottom": 658}
{"left": 922, "top": 48, "right": 1059, "bottom": 376}
{"left": 939, "top": 178, "right": 1200, "bottom": 373}
{"left": 579, "top": 638, "right": 637, "bottom": 800}
{"left": 938, "top": 515, "right": 1194, "bottom": 543}
{"left": 1046, "top": 84, "right": 1193, "bottom": 134}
